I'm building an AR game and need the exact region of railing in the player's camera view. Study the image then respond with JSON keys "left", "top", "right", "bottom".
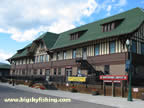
{"left": 86, "top": 75, "right": 102, "bottom": 85}
{"left": 49, "top": 76, "right": 66, "bottom": 83}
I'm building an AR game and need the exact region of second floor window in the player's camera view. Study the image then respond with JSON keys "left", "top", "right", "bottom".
{"left": 132, "top": 40, "right": 137, "bottom": 53}
{"left": 95, "top": 44, "right": 100, "bottom": 56}
{"left": 46, "top": 55, "right": 49, "bottom": 62}
{"left": 72, "top": 49, "right": 76, "bottom": 58}
{"left": 82, "top": 47, "right": 87, "bottom": 59}
{"left": 110, "top": 41, "right": 115, "bottom": 54}
{"left": 57, "top": 52, "right": 60, "bottom": 60}
{"left": 40, "top": 55, "right": 44, "bottom": 62}
{"left": 141, "top": 43, "right": 144, "bottom": 55}
{"left": 40, "top": 42, "right": 44, "bottom": 48}
{"left": 63, "top": 51, "right": 66, "bottom": 60}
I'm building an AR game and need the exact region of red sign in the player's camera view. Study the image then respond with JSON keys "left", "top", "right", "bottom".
{"left": 100, "top": 75, "right": 128, "bottom": 80}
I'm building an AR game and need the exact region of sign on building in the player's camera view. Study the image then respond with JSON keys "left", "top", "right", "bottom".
{"left": 68, "top": 77, "right": 86, "bottom": 82}
{"left": 100, "top": 75, "right": 128, "bottom": 80}
{"left": 133, "top": 88, "right": 139, "bottom": 92}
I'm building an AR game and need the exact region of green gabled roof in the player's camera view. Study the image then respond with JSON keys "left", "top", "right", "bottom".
{"left": 10, "top": 48, "right": 29, "bottom": 59}
{"left": 10, "top": 42, "right": 32, "bottom": 59}
{"left": 0, "top": 62, "right": 10, "bottom": 69}
{"left": 10, "top": 32, "right": 59, "bottom": 60}
{"left": 35, "top": 32, "right": 59, "bottom": 49}
{"left": 51, "top": 7, "right": 144, "bottom": 50}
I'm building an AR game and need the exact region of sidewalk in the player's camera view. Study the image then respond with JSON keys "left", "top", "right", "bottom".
{"left": 0, "top": 82, "right": 144, "bottom": 108}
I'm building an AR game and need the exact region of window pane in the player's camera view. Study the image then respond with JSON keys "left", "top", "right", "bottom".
{"left": 72, "top": 49, "right": 76, "bottom": 58}
{"left": 46, "top": 55, "right": 49, "bottom": 62}
{"left": 58, "top": 68, "right": 61, "bottom": 75}
{"left": 95, "top": 44, "right": 100, "bottom": 56}
{"left": 110, "top": 41, "right": 115, "bottom": 54}
{"left": 63, "top": 51, "right": 66, "bottom": 59}
{"left": 132, "top": 41, "right": 137, "bottom": 53}
{"left": 104, "top": 65, "right": 109, "bottom": 75}
{"left": 54, "top": 68, "right": 57, "bottom": 75}
{"left": 82, "top": 48, "right": 87, "bottom": 59}
{"left": 141, "top": 43, "right": 144, "bottom": 55}
{"left": 57, "top": 52, "right": 60, "bottom": 60}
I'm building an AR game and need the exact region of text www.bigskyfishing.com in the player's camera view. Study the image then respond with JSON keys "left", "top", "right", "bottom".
{"left": 3, "top": 97, "right": 71, "bottom": 103}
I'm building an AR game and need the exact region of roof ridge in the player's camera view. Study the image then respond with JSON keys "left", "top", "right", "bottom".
{"left": 58, "top": 7, "right": 140, "bottom": 35}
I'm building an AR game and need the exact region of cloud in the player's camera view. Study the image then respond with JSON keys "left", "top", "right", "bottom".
{"left": 0, "top": 0, "right": 98, "bottom": 42}
{"left": 0, "top": 0, "right": 127, "bottom": 42}
{"left": 106, "top": 5, "right": 112, "bottom": 16}
{"left": 116, "top": 0, "right": 127, "bottom": 6}
{"left": 0, "top": 49, "right": 13, "bottom": 63}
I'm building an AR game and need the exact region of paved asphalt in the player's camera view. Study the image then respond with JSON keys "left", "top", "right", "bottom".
{"left": 0, "top": 85, "right": 116, "bottom": 108}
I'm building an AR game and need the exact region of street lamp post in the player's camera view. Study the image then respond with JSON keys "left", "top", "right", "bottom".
{"left": 126, "top": 39, "right": 133, "bottom": 101}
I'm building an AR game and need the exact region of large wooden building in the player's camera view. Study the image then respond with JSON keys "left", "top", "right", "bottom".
{"left": 8, "top": 8, "right": 144, "bottom": 85}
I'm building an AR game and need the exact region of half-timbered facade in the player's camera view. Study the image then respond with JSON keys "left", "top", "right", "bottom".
{"left": 8, "top": 8, "right": 144, "bottom": 84}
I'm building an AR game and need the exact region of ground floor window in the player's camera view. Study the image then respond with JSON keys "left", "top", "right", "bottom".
{"left": 40, "top": 69, "right": 43, "bottom": 75}
{"left": 33, "top": 69, "right": 37, "bottom": 75}
{"left": 77, "top": 68, "right": 81, "bottom": 76}
{"left": 65, "top": 68, "right": 72, "bottom": 76}
{"left": 58, "top": 68, "right": 61, "bottom": 75}
{"left": 104, "top": 65, "right": 109, "bottom": 75}
{"left": 54, "top": 68, "right": 57, "bottom": 75}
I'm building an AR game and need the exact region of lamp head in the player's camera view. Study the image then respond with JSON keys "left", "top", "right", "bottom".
{"left": 126, "top": 39, "right": 130, "bottom": 46}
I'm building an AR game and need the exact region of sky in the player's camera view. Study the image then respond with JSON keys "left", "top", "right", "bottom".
{"left": 0, "top": 0, "right": 144, "bottom": 63}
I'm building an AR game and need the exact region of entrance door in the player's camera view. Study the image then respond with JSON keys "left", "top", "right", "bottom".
{"left": 45, "top": 69, "right": 50, "bottom": 81}
{"left": 82, "top": 47, "right": 87, "bottom": 60}
{"left": 65, "top": 68, "right": 72, "bottom": 81}
{"left": 65, "top": 68, "right": 72, "bottom": 76}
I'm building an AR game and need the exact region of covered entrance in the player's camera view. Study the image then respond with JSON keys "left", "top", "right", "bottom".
{"left": 65, "top": 67, "right": 72, "bottom": 81}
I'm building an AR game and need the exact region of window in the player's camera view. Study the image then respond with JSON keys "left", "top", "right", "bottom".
{"left": 110, "top": 41, "right": 115, "bottom": 54}
{"left": 22, "top": 70, "right": 25, "bottom": 75}
{"left": 104, "top": 65, "right": 109, "bottom": 75}
{"left": 33, "top": 69, "right": 37, "bottom": 75}
{"left": 102, "top": 19, "right": 124, "bottom": 32}
{"left": 40, "top": 69, "right": 42, "bottom": 75}
{"left": 72, "top": 49, "right": 76, "bottom": 58}
{"left": 132, "top": 40, "right": 137, "bottom": 53}
{"left": 46, "top": 55, "right": 49, "bottom": 62}
{"left": 82, "top": 47, "right": 87, "bottom": 59}
{"left": 40, "top": 55, "right": 44, "bottom": 62}
{"left": 63, "top": 51, "right": 66, "bottom": 60}
{"left": 46, "top": 69, "right": 50, "bottom": 76}
{"left": 58, "top": 68, "right": 61, "bottom": 75}
{"left": 21, "top": 59, "right": 23, "bottom": 64}
{"left": 36, "top": 56, "right": 39, "bottom": 63}
{"left": 54, "top": 68, "right": 57, "bottom": 75}
{"left": 40, "top": 42, "right": 44, "bottom": 48}
{"left": 70, "top": 30, "right": 87, "bottom": 40}
{"left": 95, "top": 44, "right": 100, "bottom": 56}
{"left": 57, "top": 52, "right": 60, "bottom": 60}
{"left": 77, "top": 68, "right": 81, "bottom": 77}
{"left": 141, "top": 43, "right": 144, "bottom": 55}
{"left": 70, "top": 33, "right": 79, "bottom": 40}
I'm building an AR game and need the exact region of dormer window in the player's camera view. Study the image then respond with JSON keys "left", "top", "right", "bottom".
{"left": 102, "top": 18, "right": 124, "bottom": 32}
{"left": 70, "top": 32, "right": 79, "bottom": 40}
{"left": 102, "top": 22, "right": 115, "bottom": 32}
{"left": 70, "top": 30, "right": 87, "bottom": 40}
